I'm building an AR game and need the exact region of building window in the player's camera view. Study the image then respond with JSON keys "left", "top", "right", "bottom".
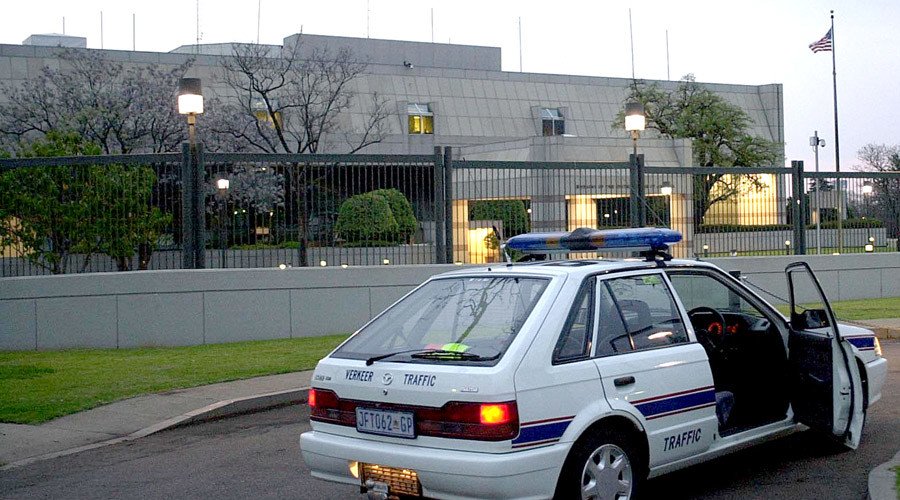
{"left": 541, "top": 108, "right": 565, "bottom": 136}
{"left": 252, "top": 99, "right": 283, "bottom": 129}
{"left": 408, "top": 103, "right": 434, "bottom": 134}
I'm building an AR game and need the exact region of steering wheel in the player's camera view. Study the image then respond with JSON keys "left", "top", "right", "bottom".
{"left": 688, "top": 306, "right": 729, "bottom": 355}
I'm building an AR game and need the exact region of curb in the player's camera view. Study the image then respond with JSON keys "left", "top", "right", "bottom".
{"left": 0, "top": 387, "right": 309, "bottom": 471}
{"left": 867, "top": 450, "right": 900, "bottom": 500}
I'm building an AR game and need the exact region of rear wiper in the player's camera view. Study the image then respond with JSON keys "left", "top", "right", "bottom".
{"left": 365, "top": 348, "right": 499, "bottom": 366}
{"left": 410, "top": 350, "right": 500, "bottom": 362}
{"left": 365, "top": 348, "right": 429, "bottom": 366}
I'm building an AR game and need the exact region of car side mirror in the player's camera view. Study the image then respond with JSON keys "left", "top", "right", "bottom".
{"left": 791, "top": 309, "right": 830, "bottom": 330}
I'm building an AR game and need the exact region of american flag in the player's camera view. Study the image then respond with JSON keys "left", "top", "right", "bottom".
{"left": 809, "top": 28, "right": 833, "bottom": 53}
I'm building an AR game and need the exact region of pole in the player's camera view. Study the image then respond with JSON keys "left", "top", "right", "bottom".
{"left": 443, "top": 147, "right": 454, "bottom": 264}
{"left": 830, "top": 11, "right": 843, "bottom": 252}
{"left": 665, "top": 29, "right": 670, "bottom": 80}
{"left": 100, "top": 11, "right": 104, "bottom": 49}
{"left": 132, "top": 13, "right": 136, "bottom": 51}
{"left": 257, "top": 0, "right": 261, "bottom": 44}
{"left": 220, "top": 198, "right": 227, "bottom": 268}
{"left": 518, "top": 17, "right": 523, "bottom": 72}
{"left": 433, "top": 146, "right": 445, "bottom": 263}
{"left": 629, "top": 9, "right": 636, "bottom": 80}
{"left": 813, "top": 130, "right": 821, "bottom": 254}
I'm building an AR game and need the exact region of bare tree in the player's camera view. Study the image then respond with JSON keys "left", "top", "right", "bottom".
{"left": 856, "top": 143, "right": 900, "bottom": 240}
{"left": 208, "top": 38, "right": 389, "bottom": 154}
{"left": 0, "top": 48, "right": 192, "bottom": 154}
{"left": 207, "top": 37, "right": 392, "bottom": 265}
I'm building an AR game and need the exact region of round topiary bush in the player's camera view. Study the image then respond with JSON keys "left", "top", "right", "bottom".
{"left": 371, "top": 189, "right": 417, "bottom": 242}
{"left": 334, "top": 192, "right": 399, "bottom": 245}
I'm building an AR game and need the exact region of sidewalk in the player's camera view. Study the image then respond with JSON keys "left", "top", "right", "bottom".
{"left": 0, "top": 370, "right": 313, "bottom": 470}
{"left": 850, "top": 318, "right": 900, "bottom": 340}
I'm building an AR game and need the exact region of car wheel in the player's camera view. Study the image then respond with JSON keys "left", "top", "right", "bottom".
{"left": 555, "top": 429, "right": 644, "bottom": 500}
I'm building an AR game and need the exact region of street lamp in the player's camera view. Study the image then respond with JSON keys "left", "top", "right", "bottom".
{"left": 216, "top": 178, "right": 229, "bottom": 268}
{"left": 625, "top": 102, "right": 646, "bottom": 137}
{"left": 179, "top": 78, "right": 205, "bottom": 269}
{"left": 178, "top": 78, "right": 204, "bottom": 145}
{"left": 625, "top": 101, "right": 646, "bottom": 228}
{"left": 784, "top": 239, "right": 791, "bottom": 255}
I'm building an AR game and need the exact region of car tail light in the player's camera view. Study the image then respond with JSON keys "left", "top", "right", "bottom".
{"left": 480, "top": 403, "right": 513, "bottom": 425}
{"left": 417, "top": 401, "right": 519, "bottom": 441}
{"left": 308, "top": 390, "right": 519, "bottom": 441}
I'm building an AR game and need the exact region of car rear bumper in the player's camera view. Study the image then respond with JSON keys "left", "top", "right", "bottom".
{"left": 300, "top": 430, "right": 567, "bottom": 500}
{"left": 864, "top": 356, "right": 887, "bottom": 406}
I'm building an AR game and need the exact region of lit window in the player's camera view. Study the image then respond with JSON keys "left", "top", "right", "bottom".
{"left": 408, "top": 103, "right": 434, "bottom": 134}
{"left": 541, "top": 108, "right": 565, "bottom": 136}
{"left": 252, "top": 99, "right": 283, "bottom": 129}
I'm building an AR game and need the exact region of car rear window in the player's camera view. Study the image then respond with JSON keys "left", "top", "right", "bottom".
{"left": 332, "top": 276, "right": 549, "bottom": 365}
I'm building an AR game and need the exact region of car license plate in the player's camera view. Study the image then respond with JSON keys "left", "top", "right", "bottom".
{"left": 356, "top": 408, "right": 415, "bottom": 439}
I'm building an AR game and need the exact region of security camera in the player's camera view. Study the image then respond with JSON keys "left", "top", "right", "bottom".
{"left": 403, "top": 60, "right": 414, "bottom": 69}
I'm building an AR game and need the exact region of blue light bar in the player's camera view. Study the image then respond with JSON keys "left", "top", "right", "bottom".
{"left": 506, "top": 227, "right": 682, "bottom": 254}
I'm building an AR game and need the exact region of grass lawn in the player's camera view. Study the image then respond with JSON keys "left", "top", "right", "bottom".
{"left": 775, "top": 296, "right": 900, "bottom": 321}
{"left": 0, "top": 335, "right": 347, "bottom": 425}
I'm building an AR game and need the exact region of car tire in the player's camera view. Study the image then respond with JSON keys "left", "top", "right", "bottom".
{"left": 554, "top": 428, "right": 645, "bottom": 500}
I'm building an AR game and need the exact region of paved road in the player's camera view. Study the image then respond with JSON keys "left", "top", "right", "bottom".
{"left": 1, "top": 342, "right": 896, "bottom": 499}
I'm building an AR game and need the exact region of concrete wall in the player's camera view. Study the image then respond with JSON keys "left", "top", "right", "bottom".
{"left": 2, "top": 254, "right": 898, "bottom": 351}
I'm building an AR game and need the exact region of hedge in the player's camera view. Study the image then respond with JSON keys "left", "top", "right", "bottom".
{"left": 698, "top": 219, "right": 884, "bottom": 234}
{"left": 469, "top": 200, "right": 530, "bottom": 237}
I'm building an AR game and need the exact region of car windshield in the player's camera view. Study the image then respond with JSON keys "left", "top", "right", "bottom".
{"left": 332, "top": 276, "right": 549, "bottom": 365}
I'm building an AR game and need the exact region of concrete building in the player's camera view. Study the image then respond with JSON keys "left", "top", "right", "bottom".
{"left": 0, "top": 33, "right": 786, "bottom": 261}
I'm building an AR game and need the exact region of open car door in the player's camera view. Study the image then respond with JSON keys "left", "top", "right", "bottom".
{"left": 785, "top": 262, "right": 864, "bottom": 449}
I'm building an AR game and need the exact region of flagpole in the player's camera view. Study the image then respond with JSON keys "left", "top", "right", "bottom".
{"left": 830, "top": 10, "right": 843, "bottom": 252}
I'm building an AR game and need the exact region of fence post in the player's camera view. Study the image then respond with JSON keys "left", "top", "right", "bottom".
{"left": 791, "top": 160, "right": 806, "bottom": 255}
{"left": 180, "top": 142, "right": 206, "bottom": 269}
{"left": 629, "top": 153, "right": 646, "bottom": 227}
{"left": 433, "top": 146, "right": 446, "bottom": 264}
{"left": 443, "top": 146, "right": 454, "bottom": 264}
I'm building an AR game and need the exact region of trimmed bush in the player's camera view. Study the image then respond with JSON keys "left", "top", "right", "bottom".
{"left": 335, "top": 192, "right": 398, "bottom": 243}
{"left": 810, "top": 218, "right": 883, "bottom": 229}
{"left": 371, "top": 189, "right": 417, "bottom": 241}
{"left": 469, "top": 200, "right": 530, "bottom": 237}
{"left": 334, "top": 190, "right": 421, "bottom": 245}
{"left": 697, "top": 223, "right": 791, "bottom": 234}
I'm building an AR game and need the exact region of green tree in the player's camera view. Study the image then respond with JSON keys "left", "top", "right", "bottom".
{"left": 619, "top": 75, "right": 781, "bottom": 225}
{"left": 0, "top": 132, "right": 172, "bottom": 273}
{"left": 0, "top": 132, "right": 102, "bottom": 273}
{"left": 92, "top": 165, "right": 172, "bottom": 271}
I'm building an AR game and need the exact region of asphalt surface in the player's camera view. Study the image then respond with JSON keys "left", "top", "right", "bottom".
{"left": 1, "top": 341, "right": 896, "bottom": 500}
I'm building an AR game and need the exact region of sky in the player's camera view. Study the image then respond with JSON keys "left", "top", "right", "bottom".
{"left": 1, "top": 0, "right": 898, "bottom": 171}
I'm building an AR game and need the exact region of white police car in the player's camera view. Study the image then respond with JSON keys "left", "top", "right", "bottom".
{"left": 300, "top": 227, "right": 887, "bottom": 499}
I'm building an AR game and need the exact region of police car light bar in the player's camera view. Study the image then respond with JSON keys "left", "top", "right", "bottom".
{"left": 505, "top": 227, "right": 682, "bottom": 255}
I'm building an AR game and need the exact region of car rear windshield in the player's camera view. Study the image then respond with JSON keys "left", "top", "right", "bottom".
{"left": 332, "top": 276, "right": 550, "bottom": 365}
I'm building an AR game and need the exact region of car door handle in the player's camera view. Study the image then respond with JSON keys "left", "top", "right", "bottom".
{"left": 614, "top": 376, "right": 635, "bottom": 387}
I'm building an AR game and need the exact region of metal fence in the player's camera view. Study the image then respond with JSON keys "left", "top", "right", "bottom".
{"left": 2, "top": 146, "right": 898, "bottom": 276}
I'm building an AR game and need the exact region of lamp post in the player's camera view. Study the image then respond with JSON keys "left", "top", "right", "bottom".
{"left": 625, "top": 101, "right": 646, "bottom": 228}
{"left": 178, "top": 77, "right": 205, "bottom": 269}
{"left": 810, "top": 131, "right": 826, "bottom": 254}
{"left": 216, "top": 178, "right": 229, "bottom": 268}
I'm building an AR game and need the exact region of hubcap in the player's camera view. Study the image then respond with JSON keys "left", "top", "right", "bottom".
{"left": 580, "top": 443, "right": 633, "bottom": 500}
